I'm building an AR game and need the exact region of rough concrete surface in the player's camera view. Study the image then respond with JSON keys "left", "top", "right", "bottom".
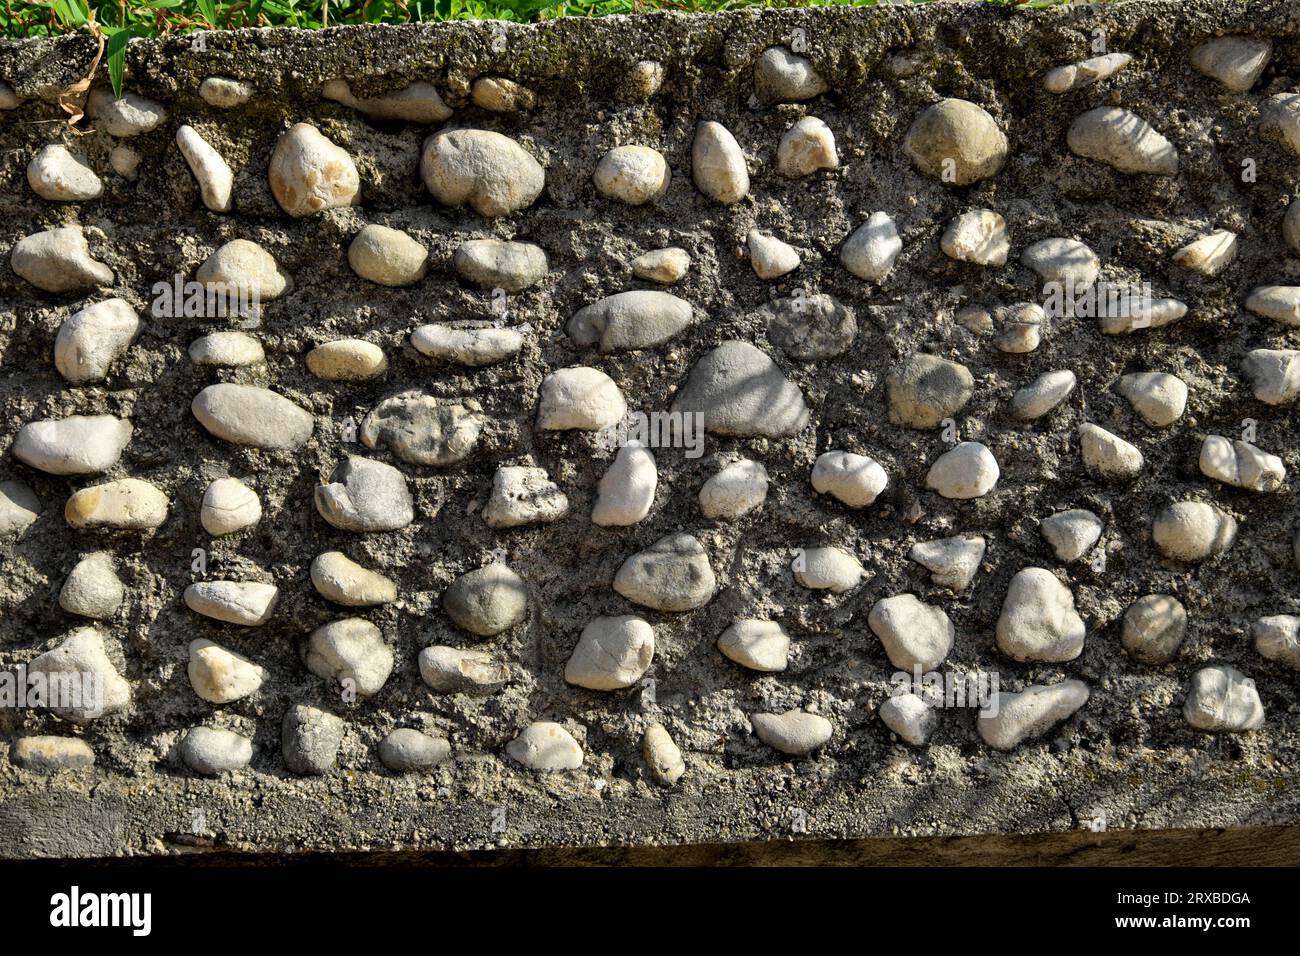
{"left": 2, "top": 1, "right": 1300, "bottom": 858}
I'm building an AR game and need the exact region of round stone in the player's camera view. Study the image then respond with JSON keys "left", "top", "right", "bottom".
{"left": 315, "top": 457, "right": 414, "bottom": 533}
{"left": 1152, "top": 501, "right": 1237, "bottom": 561}
{"left": 507, "top": 721, "right": 583, "bottom": 771}
{"left": 359, "top": 393, "right": 482, "bottom": 466}
{"left": 903, "top": 98, "right": 1008, "bottom": 185}
{"left": 180, "top": 727, "right": 253, "bottom": 776}
{"left": 811, "top": 451, "right": 887, "bottom": 508}
{"left": 65, "top": 478, "right": 168, "bottom": 530}
{"left": 189, "top": 331, "right": 265, "bottom": 367}
{"left": 311, "top": 552, "right": 397, "bottom": 607}
{"left": 187, "top": 639, "right": 264, "bottom": 704}
{"left": 13, "top": 414, "right": 132, "bottom": 476}
{"left": 692, "top": 120, "right": 748, "bottom": 204}
{"left": 442, "top": 563, "right": 528, "bottom": 636}
{"left": 565, "top": 615, "right": 655, "bottom": 690}
{"left": 304, "top": 618, "right": 394, "bottom": 697}
{"left": 59, "top": 553, "right": 124, "bottom": 619}
{"left": 995, "top": 568, "right": 1086, "bottom": 663}
{"left": 269, "top": 122, "right": 360, "bottom": 217}
{"left": 379, "top": 729, "right": 450, "bottom": 772}
{"left": 421, "top": 128, "right": 545, "bottom": 217}
{"left": 348, "top": 225, "right": 428, "bottom": 287}
{"left": 717, "top": 618, "right": 790, "bottom": 672}
{"left": 593, "top": 145, "right": 670, "bottom": 205}
{"left": 613, "top": 533, "right": 716, "bottom": 612}
{"left": 887, "top": 354, "right": 974, "bottom": 429}
{"left": 200, "top": 477, "right": 262, "bottom": 536}
{"left": 925, "top": 442, "right": 999, "bottom": 499}
{"left": 306, "top": 339, "right": 388, "bottom": 381}
{"left": 751, "top": 709, "right": 832, "bottom": 756}
{"left": 192, "top": 384, "right": 314, "bottom": 451}
{"left": 699, "top": 459, "right": 768, "bottom": 520}
{"left": 1121, "top": 594, "right": 1187, "bottom": 664}
{"left": 27, "top": 144, "right": 103, "bottom": 201}
{"left": 868, "top": 594, "right": 954, "bottom": 672}
{"left": 792, "top": 546, "right": 863, "bottom": 593}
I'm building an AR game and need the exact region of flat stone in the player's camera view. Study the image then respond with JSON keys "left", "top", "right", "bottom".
{"left": 507, "top": 722, "right": 583, "bottom": 771}
{"left": 27, "top": 144, "right": 102, "bottom": 201}
{"left": 452, "top": 239, "right": 548, "bottom": 291}
{"left": 1012, "top": 370, "right": 1077, "bottom": 421}
{"left": 977, "top": 680, "right": 1089, "bottom": 750}
{"left": 54, "top": 298, "right": 141, "bottom": 385}
{"left": 777, "top": 116, "right": 838, "bottom": 177}
{"left": 1191, "top": 36, "right": 1272, "bottom": 92}
{"left": 322, "top": 79, "right": 451, "bottom": 123}
{"left": 567, "top": 290, "right": 693, "bottom": 353}
{"left": 14, "top": 414, "right": 132, "bottom": 475}
{"left": 1152, "top": 501, "right": 1237, "bottom": 561}
{"left": 176, "top": 125, "right": 233, "bottom": 212}
{"left": 869, "top": 594, "right": 954, "bottom": 671}
{"left": 631, "top": 247, "right": 690, "bottom": 284}
{"left": 359, "top": 393, "right": 481, "bottom": 466}
{"left": 1067, "top": 107, "right": 1178, "bottom": 175}
{"left": 880, "top": 693, "right": 938, "bottom": 746}
{"left": 59, "top": 553, "right": 124, "bottom": 619}
{"left": 996, "top": 568, "right": 1086, "bottom": 662}
{"left": 747, "top": 230, "right": 801, "bottom": 279}
{"left": 184, "top": 580, "right": 279, "bottom": 626}
{"left": 189, "top": 331, "right": 265, "bottom": 367}
{"left": 909, "top": 535, "right": 985, "bottom": 591}
{"left": 418, "top": 646, "right": 510, "bottom": 694}
{"left": 692, "top": 120, "right": 748, "bottom": 203}
{"left": 65, "top": 478, "right": 168, "bottom": 530}
{"left": 565, "top": 615, "right": 655, "bottom": 690}
{"left": 537, "top": 367, "right": 626, "bottom": 431}
{"left": 1043, "top": 52, "right": 1132, "bottom": 93}
{"left": 1184, "top": 665, "right": 1264, "bottom": 732}
{"left": 269, "top": 123, "right": 360, "bottom": 217}
{"left": 754, "top": 46, "right": 827, "bottom": 103}
{"left": 305, "top": 618, "right": 394, "bottom": 697}
{"left": 1122, "top": 594, "right": 1187, "bottom": 664}
{"left": 197, "top": 239, "right": 290, "bottom": 301}
{"left": 307, "top": 340, "right": 388, "bottom": 381}
{"left": 1199, "top": 436, "right": 1285, "bottom": 492}
{"left": 593, "top": 145, "right": 670, "bottom": 205}
{"left": 1079, "top": 423, "right": 1144, "bottom": 480}
{"left": 593, "top": 444, "right": 657, "bottom": 526}
{"left": 11, "top": 227, "right": 112, "bottom": 292}
{"left": 751, "top": 709, "right": 832, "bottom": 756}
{"left": 421, "top": 128, "right": 545, "bottom": 217}
{"left": 763, "top": 292, "right": 856, "bottom": 361}
{"left": 1245, "top": 286, "right": 1300, "bottom": 326}
{"left": 643, "top": 723, "right": 685, "bottom": 785}
{"left": 1116, "top": 372, "right": 1187, "bottom": 427}
{"left": 1173, "top": 230, "right": 1237, "bottom": 277}
{"left": 199, "top": 76, "right": 253, "bottom": 108}
{"left": 312, "top": 552, "right": 397, "bottom": 607}
{"left": 1242, "top": 348, "right": 1300, "bottom": 405}
{"left": 1040, "top": 509, "right": 1103, "bottom": 563}
{"left": 699, "top": 459, "right": 768, "bottom": 519}
{"left": 443, "top": 562, "right": 527, "bottom": 636}
{"left": 887, "top": 354, "right": 974, "bottom": 429}
{"left": 904, "top": 98, "right": 1008, "bottom": 185}
{"left": 192, "top": 383, "right": 314, "bottom": 450}
{"left": 10, "top": 736, "right": 95, "bottom": 772}
{"left": 315, "top": 457, "right": 414, "bottom": 532}
{"left": 613, "top": 533, "right": 716, "bottom": 612}
{"left": 282, "top": 705, "right": 344, "bottom": 775}
{"left": 482, "top": 465, "right": 568, "bottom": 529}
{"left": 926, "top": 442, "right": 999, "bottom": 499}
{"left": 87, "top": 89, "right": 166, "bottom": 136}
{"left": 411, "top": 325, "right": 523, "bottom": 367}
{"left": 348, "top": 225, "right": 428, "bottom": 286}
{"left": 180, "top": 727, "right": 252, "bottom": 776}
{"left": 811, "top": 451, "right": 887, "bottom": 508}
{"left": 1252, "top": 615, "right": 1300, "bottom": 669}
{"left": 841, "top": 212, "right": 902, "bottom": 282}
{"left": 470, "top": 76, "right": 536, "bottom": 112}
{"left": 187, "top": 638, "right": 264, "bottom": 704}
{"left": 201, "top": 477, "right": 262, "bottom": 536}
{"left": 672, "top": 341, "right": 808, "bottom": 437}
{"left": 379, "top": 729, "right": 450, "bottom": 772}
{"left": 717, "top": 618, "right": 790, "bottom": 672}
{"left": 0, "top": 481, "right": 40, "bottom": 537}
{"left": 941, "top": 209, "right": 1009, "bottom": 266}
{"left": 793, "top": 546, "right": 864, "bottom": 593}
{"left": 27, "top": 628, "right": 130, "bottom": 720}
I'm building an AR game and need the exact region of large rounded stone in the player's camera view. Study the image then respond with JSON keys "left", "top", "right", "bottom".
{"left": 671, "top": 341, "right": 808, "bottom": 437}
{"left": 613, "top": 533, "right": 716, "bottom": 612}
{"left": 420, "top": 128, "right": 544, "bottom": 217}
{"left": 887, "top": 354, "right": 974, "bottom": 429}
{"left": 268, "top": 123, "right": 360, "bottom": 217}
{"left": 443, "top": 563, "right": 528, "bottom": 636}
{"left": 903, "top": 98, "right": 1008, "bottom": 185}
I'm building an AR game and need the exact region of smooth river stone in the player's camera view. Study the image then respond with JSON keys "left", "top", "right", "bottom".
{"left": 192, "top": 384, "right": 314, "bottom": 451}
{"left": 13, "top": 415, "right": 132, "bottom": 475}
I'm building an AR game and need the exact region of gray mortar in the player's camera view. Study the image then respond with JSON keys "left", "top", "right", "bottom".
{"left": 2, "top": 1, "right": 1300, "bottom": 858}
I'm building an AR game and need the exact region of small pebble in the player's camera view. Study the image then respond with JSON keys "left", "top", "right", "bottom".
{"left": 10, "top": 736, "right": 94, "bottom": 772}
{"left": 994, "top": 302, "right": 1044, "bottom": 353}
{"left": 269, "top": 123, "right": 360, "bottom": 217}
{"left": 54, "top": 298, "right": 141, "bottom": 385}
{"left": 593, "top": 145, "right": 670, "bottom": 205}
{"left": 631, "top": 247, "right": 690, "bottom": 284}
{"left": 643, "top": 723, "right": 685, "bottom": 785}
{"left": 1122, "top": 594, "right": 1187, "bottom": 664}
{"left": 507, "top": 722, "right": 583, "bottom": 771}
{"left": 747, "top": 229, "right": 800, "bottom": 279}
{"left": 27, "top": 144, "right": 102, "bottom": 201}
{"left": 306, "top": 339, "right": 388, "bottom": 381}
{"left": 315, "top": 457, "right": 415, "bottom": 532}
{"left": 192, "top": 383, "right": 314, "bottom": 451}
{"left": 811, "top": 451, "right": 887, "bottom": 508}
{"left": 86, "top": 89, "right": 166, "bottom": 136}
{"left": 65, "top": 478, "right": 168, "bottom": 530}
{"left": 1241, "top": 348, "right": 1300, "bottom": 405}
{"left": 1259, "top": 93, "right": 1300, "bottom": 156}
{"left": 421, "top": 128, "right": 544, "bottom": 217}
{"left": 322, "top": 79, "right": 451, "bottom": 123}
{"left": 1190, "top": 36, "right": 1272, "bottom": 92}
{"left": 110, "top": 146, "right": 139, "bottom": 179}
{"left": 868, "top": 594, "right": 954, "bottom": 671}
{"left": 1115, "top": 372, "right": 1187, "bottom": 427}
{"left": 613, "top": 533, "right": 716, "bottom": 611}
{"left": 672, "top": 341, "right": 808, "bottom": 437}
{"left": 699, "top": 459, "right": 768, "bottom": 519}
{"left": 1199, "top": 436, "right": 1285, "bottom": 492}
{"left": 909, "top": 536, "right": 985, "bottom": 591}
{"left": 282, "top": 704, "right": 344, "bottom": 775}
{"left": 1251, "top": 615, "right": 1300, "bottom": 669}
{"left": 411, "top": 324, "right": 523, "bottom": 367}
{"left": 568, "top": 290, "right": 693, "bottom": 352}
{"left": 624, "top": 60, "right": 665, "bottom": 100}
{"left": 184, "top": 580, "right": 279, "bottom": 626}
{"left": 11, "top": 227, "right": 112, "bottom": 293}
{"left": 1079, "top": 422, "right": 1144, "bottom": 480}
{"left": 1022, "top": 237, "right": 1101, "bottom": 290}
{"left": 348, "top": 224, "right": 428, "bottom": 286}
{"left": 717, "top": 618, "right": 790, "bottom": 672}
{"left": 692, "top": 120, "right": 749, "bottom": 204}
{"left": 904, "top": 98, "right": 1008, "bottom": 185}
{"left": 887, "top": 354, "right": 974, "bottom": 429}
{"left": 751, "top": 709, "right": 832, "bottom": 756}
{"left": 14, "top": 414, "right": 132, "bottom": 475}
{"left": 537, "top": 367, "right": 627, "bottom": 431}
{"left": 1173, "top": 230, "right": 1237, "bottom": 277}
{"left": 1152, "top": 501, "right": 1237, "bottom": 561}
{"left": 188, "top": 638, "right": 264, "bottom": 703}
{"left": 940, "top": 209, "right": 1009, "bottom": 266}
{"left": 0, "top": 481, "right": 39, "bottom": 537}
{"left": 197, "top": 239, "right": 290, "bottom": 301}
{"left": 470, "top": 76, "right": 536, "bottom": 112}
{"left": 379, "top": 729, "right": 450, "bottom": 772}
{"left": 304, "top": 618, "right": 394, "bottom": 697}
{"left": 200, "top": 477, "right": 261, "bottom": 536}
{"left": 996, "top": 568, "right": 1086, "bottom": 662}
{"left": 565, "top": 615, "right": 655, "bottom": 690}
{"left": 27, "top": 627, "right": 130, "bottom": 720}
{"left": 1067, "top": 107, "right": 1178, "bottom": 175}
{"left": 926, "top": 442, "right": 999, "bottom": 499}
{"left": 1040, "top": 509, "right": 1103, "bottom": 562}
{"left": 482, "top": 465, "right": 568, "bottom": 529}
{"left": 754, "top": 46, "right": 827, "bottom": 103}
{"left": 418, "top": 646, "right": 509, "bottom": 694}
{"left": 1012, "top": 369, "right": 1077, "bottom": 420}
{"left": 879, "top": 693, "right": 938, "bottom": 746}
{"left": 593, "top": 443, "right": 657, "bottom": 526}
{"left": 1183, "top": 665, "right": 1264, "bottom": 732}
{"left": 763, "top": 291, "right": 857, "bottom": 361}
{"left": 59, "top": 552, "right": 124, "bottom": 619}
{"left": 1245, "top": 285, "right": 1300, "bottom": 326}
{"left": 443, "top": 562, "right": 527, "bottom": 636}
{"left": 776, "top": 116, "right": 838, "bottom": 178}
{"left": 312, "top": 551, "right": 397, "bottom": 607}
{"left": 189, "top": 331, "right": 265, "bottom": 367}
{"left": 1043, "top": 52, "right": 1132, "bottom": 93}
{"left": 199, "top": 76, "right": 253, "bottom": 108}
{"left": 977, "top": 680, "right": 1089, "bottom": 750}
{"left": 792, "top": 546, "right": 864, "bottom": 593}
{"left": 179, "top": 727, "right": 252, "bottom": 776}
{"left": 176, "top": 125, "right": 233, "bottom": 212}
{"left": 452, "top": 239, "right": 548, "bottom": 291}
{"left": 841, "top": 211, "right": 902, "bottom": 282}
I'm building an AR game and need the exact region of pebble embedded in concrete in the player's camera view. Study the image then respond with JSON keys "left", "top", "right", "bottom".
{"left": 1011, "top": 369, "right": 1076, "bottom": 421}
{"left": 909, "top": 535, "right": 985, "bottom": 591}
{"left": 282, "top": 704, "right": 345, "bottom": 775}
{"left": 87, "top": 89, "right": 167, "bottom": 137}
{"left": 421, "top": 128, "right": 545, "bottom": 217}
{"left": 776, "top": 116, "right": 838, "bottom": 178}
{"left": 411, "top": 325, "right": 524, "bottom": 367}
{"left": 192, "top": 383, "right": 315, "bottom": 451}
{"left": 59, "top": 552, "right": 124, "bottom": 619}
{"left": 593, "top": 145, "right": 670, "bottom": 205}
{"left": 1183, "top": 665, "right": 1264, "bottom": 732}
{"left": 1199, "top": 436, "right": 1285, "bottom": 492}
{"left": 1121, "top": 594, "right": 1187, "bottom": 664}
{"left": 482, "top": 465, "right": 568, "bottom": 529}
{"left": 1251, "top": 615, "right": 1300, "bottom": 669}
{"left": 1040, "top": 509, "right": 1103, "bottom": 563}
{"left": 54, "top": 298, "right": 141, "bottom": 385}
{"left": 315, "top": 456, "right": 415, "bottom": 532}
{"left": 418, "top": 645, "right": 510, "bottom": 694}
{"left": 868, "top": 593, "right": 954, "bottom": 672}
{"left": 176, "top": 125, "right": 233, "bottom": 212}
{"left": 631, "top": 247, "right": 690, "bottom": 284}
{"left": 643, "top": 722, "right": 685, "bottom": 785}
{"left": 903, "top": 98, "right": 1008, "bottom": 185}
{"left": 1067, "top": 106, "right": 1179, "bottom": 175}
{"left": 269, "top": 122, "right": 361, "bottom": 217}
{"left": 751, "top": 709, "right": 832, "bottom": 756}
{"left": 65, "top": 478, "right": 168, "bottom": 530}
{"left": 1115, "top": 372, "right": 1187, "bottom": 427}
{"left": 996, "top": 568, "right": 1086, "bottom": 662}
{"left": 379, "top": 729, "right": 451, "bottom": 772}
{"left": 763, "top": 291, "right": 857, "bottom": 361}
{"left": 10, "top": 736, "right": 95, "bottom": 772}
{"left": 754, "top": 46, "right": 827, "bottom": 103}
{"left": 452, "top": 239, "right": 548, "bottom": 291}
{"left": 304, "top": 618, "right": 394, "bottom": 697}
{"left": 1245, "top": 286, "right": 1300, "bottom": 326}
{"left": 307, "top": 339, "right": 388, "bottom": 381}
{"left": 322, "top": 79, "right": 451, "bottom": 123}
{"left": 201, "top": 477, "right": 262, "bottom": 536}
{"left": 940, "top": 209, "right": 1009, "bottom": 266}
{"left": 613, "top": 533, "right": 716, "bottom": 611}
{"left": 717, "top": 618, "right": 790, "bottom": 672}
{"left": 1079, "top": 422, "right": 1144, "bottom": 481}
{"left": 27, "top": 627, "right": 130, "bottom": 720}
{"left": 699, "top": 459, "right": 768, "bottom": 519}
{"left": 840, "top": 211, "right": 902, "bottom": 283}
{"left": 1043, "top": 52, "right": 1132, "bottom": 93}
{"left": 977, "top": 679, "right": 1089, "bottom": 750}
{"left": 671, "top": 341, "right": 808, "bottom": 437}
{"left": 443, "top": 562, "right": 527, "bottom": 636}
{"left": 1173, "top": 230, "right": 1237, "bottom": 277}
{"left": 199, "top": 76, "right": 253, "bottom": 108}
{"left": 536, "top": 367, "right": 627, "bottom": 431}
{"left": 507, "top": 721, "right": 583, "bottom": 771}
{"left": 12, "top": 227, "right": 113, "bottom": 293}
{"left": 879, "top": 693, "right": 938, "bottom": 746}
{"left": 470, "top": 76, "right": 536, "bottom": 113}
{"left": 185, "top": 580, "right": 279, "bottom": 626}
{"left": 692, "top": 121, "right": 749, "bottom": 204}
{"left": 811, "top": 451, "right": 887, "bottom": 508}
{"left": 926, "top": 441, "right": 999, "bottom": 499}
{"left": 747, "top": 230, "right": 800, "bottom": 279}
{"left": 189, "top": 331, "right": 265, "bottom": 367}
{"left": 1190, "top": 36, "right": 1272, "bottom": 92}
{"left": 887, "top": 353, "right": 974, "bottom": 429}
{"left": 312, "top": 551, "right": 398, "bottom": 607}
{"left": 1152, "top": 501, "right": 1238, "bottom": 561}
{"left": 1241, "top": 348, "right": 1300, "bottom": 405}
{"left": 197, "top": 239, "right": 291, "bottom": 301}
{"left": 27, "top": 144, "right": 103, "bottom": 201}
{"left": 14, "top": 414, "right": 132, "bottom": 475}
{"left": 792, "top": 546, "right": 864, "bottom": 593}
{"left": 567, "top": 290, "right": 693, "bottom": 353}
{"left": 348, "top": 224, "right": 429, "bottom": 287}
{"left": 188, "top": 638, "right": 264, "bottom": 704}
{"left": 593, "top": 443, "right": 657, "bottom": 526}
{"left": 565, "top": 615, "right": 655, "bottom": 689}
{"left": 180, "top": 727, "right": 253, "bottom": 776}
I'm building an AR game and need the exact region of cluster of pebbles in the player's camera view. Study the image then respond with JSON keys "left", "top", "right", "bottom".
{"left": 0, "top": 24, "right": 1297, "bottom": 794}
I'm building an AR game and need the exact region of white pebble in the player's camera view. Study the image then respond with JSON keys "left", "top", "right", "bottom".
{"left": 305, "top": 618, "right": 393, "bottom": 697}
{"left": 189, "top": 331, "right": 265, "bottom": 367}
{"left": 59, "top": 553, "right": 124, "bottom": 619}
{"left": 1199, "top": 436, "right": 1285, "bottom": 492}
{"left": 28, "top": 627, "right": 130, "bottom": 720}
{"left": 751, "top": 709, "right": 832, "bottom": 756}
{"left": 536, "top": 367, "right": 626, "bottom": 430}
{"left": 199, "top": 76, "right": 253, "bottom": 108}
{"left": 1011, "top": 369, "right": 1076, "bottom": 420}
{"left": 421, "top": 128, "right": 544, "bottom": 217}
{"left": 776, "top": 116, "right": 838, "bottom": 178}
{"left": 411, "top": 324, "right": 523, "bottom": 367}
{"left": 592, "top": 444, "right": 657, "bottom": 527}
{"left": 0, "top": 481, "right": 40, "bottom": 537}
{"left": 747, "top": 230, "right": 800, "bottom": 279}
{"left": 909, "top": 536, "right": 985, "bottom": 591}
{"left": 841, "top": 211, "right": 902, "bottom": 283}
{"left": 54, "top": 299, "right": 141, "bottom": 385}
{"left": 1152, "top": 501, "right": 1237, "bottom": 561}
{"left": 1115, "top": 372, "right": 1187, "bottom": 427}
{"left": 565, "top": 615, "right": 655, "bottom": 690}
{"left": 197, "top": 239, "right": 290, "bottom": 301}
{"left": 593, "top": 145, "right": 670, "bottom": 205}
{"left": 1173, "top": 230, "right": 1237, "bottom": 277}
{"left": 996, "top": 568, "right": 1086, "bottom": 662}
{"left": 1242, "top": 348, "right": 1300, "bottom": 405}
{"left": 613, "top": 533, "right": 716, "bottom": 612}
{"left": 1245, "top": 285, "right": 1300, "bottom": 326}
{"left": 567, "top": 290, "right": 693, "bottom": 353}
{"left": 1079, "top": 423, "right": 1143, "bottom": 480}
{"left": 192, "top": 383, "right": 314, "bottom": 451}
{"left": 27, "top": 144, "right": 102, "bottom": 202}
{"left": 811, "top": 451, "right": 887, "bottom": 508}
{"left": 322, "top": 78, "right": 451, "bottom": 123}
{"left": 792, "top": 546, "right": 864, "bottom": 593}
{"left": 1067, "top": 107, "right": 1178, "bottom": 175}
{"left": 1190, "top": 36, "right": 1271, "bottom": 92}
{"left": 1040, "top": 509, "right": 1103, "bottom": 563}
{"left": 11, "top": 226, "right": 112, "bottom": 293}
{"left": 643, "top": 723, "right": 685, "bottom": 785}
{"left": 184, "top": 580, "right": 279, "bottom": 626}
{"left": 315, "top": 457, "right": 414, "bottom": 532}
{"left": 1043, "top": 52, "right": 1132, "bottom": 93}
{"left": 311, "top": 551, "right": 397, "bottom": 607}
{"left": 269, "top": 123, "right": 360, "bottom": 217}
{"left": 1252, "top": 615, "right": 1300, "bottom": 669}
{"left": 176, "top": 125, "right": 233, "bottom": 212}
{"left": 1183, "top": 665, "right": 1264, "bottom": 732}
{"left": 977, "top": 680, "right": 1089, "bottom": 750}
{"left": 692, "top": 120, "right": 749, "bottom": 204}
{"left": 868, "top": 594, "right": 954, "bottom": 672}
{"left": 903, "top": 98, "right": 1008, "bottom": 185}
{"left": 187, "top": 639, "right": 263, "bottom": 704}
{"left": 348, "top": 224, "right": 428, "bottom": 287}
{"left": 879, "top": 693, "right": 937, "bottom": 746}
{"left": 925, "top": 441, "right": 999, "bottom": 499}
{"left": 754, "top": 46, "right": 827, "bottom": 103}
{"left": 13, "top": 414, "right": 132, "bottom": 475}
{"left": 200, "top": 477, "right": 262, "bottom": 536}
{"left": 65, "top": 478, "right": 168, "bottom": 530}
{"left": 940, "top": 209, "right": 1008, "bottom": 266}
{"left": 699, "top": 459, "right": 768, "bottom": 519}
{"left": 452, "top": 239, "right": 548, "bottom": 291}
{"left": 631, "top": 247, "right": 690, "bottom": 284}
{"left": 86, "top": 89, "right": 166, "bottom": 136}
{"left": 671, "top": 342, "right": 808, "bottom": 437}
{"left": 717, "top": 619, "right": 790, "bottom": 672}
{"left": 419, "top": 646, "right": 509, "bottom": 694}
{"left": 507, "top": 722, "right": 583, "bottom": 771}
{"left": 1122, "top": 594, "right": 1187, "bottom": 664}
{"left": 482, "top": 465, "right": 568, "bottom": 529}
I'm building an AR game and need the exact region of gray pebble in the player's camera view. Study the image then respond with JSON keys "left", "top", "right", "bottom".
{"left": 179, "top": 726, "right": 253, "bottom": 776}
{"left": 671, "top": 341, "right": 808, "bottom": 437}
{"left": 443, "top": 562, "right": 528, "bottom": 636}
{"left": 282, "top": 705, "right": 345, "bottom": 775}
{"left": 613, "top": 533, "right": 716, "bottom": 612}
{"left": 379, "top": 728, "right": 451, "bottom": 772}
{"left": 315, "top": 456, "right": 415, "bottom": 533}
